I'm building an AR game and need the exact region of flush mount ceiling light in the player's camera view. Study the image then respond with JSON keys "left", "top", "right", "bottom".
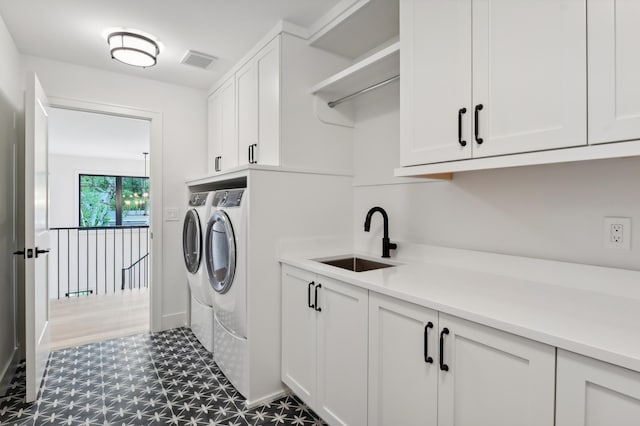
{"left": 108, "top": 31, "right": 160, "bottom": 68}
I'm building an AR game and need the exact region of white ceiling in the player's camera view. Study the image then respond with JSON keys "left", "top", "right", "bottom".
{"left": 0, "top": 0, "right": 342, "bottom": 89}
{"left": 49, "top": 108, "right": 150, "bottom": 161}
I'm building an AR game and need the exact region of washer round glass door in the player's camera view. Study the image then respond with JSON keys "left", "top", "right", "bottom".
{"left": 205, "top": 210, "right": 236, "bottom": 294}
{"left": 182, "top": 209, "right": 202, "bottom": 274}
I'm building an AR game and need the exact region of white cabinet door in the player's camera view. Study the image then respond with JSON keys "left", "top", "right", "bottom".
{"left": 437, "top": 313, "right": 555, "bottom": 426}
{"left": 281, "top": 265, "right": 317, "bottom": 407}
{"left": 236, "top": 59, "right": 258, "bottom": 167}
{"left": 400, "top": 0, "right": 472, "bottom": 166}
{"left": 368, "top": 293, "right": 438, "bottom": 426}
{"left": 255, "top": 37, "right": 280, "bottom": 166}
{"left": 207, "top": 91, "right": 222, "bottom": 173}
{"left": 218, "top": 77, "right": 238, "bottom": 171}
{"left": 316, "top": 276, "right": 368, "bottom": 426}
{"left": 588, "top": 0, "right": 640, "bottom": 145}
{"left": 556, "top": 350, "right": 640, "bottom": 426}
{"left": 472, "top": 0, "right": 587, "bottom": 157}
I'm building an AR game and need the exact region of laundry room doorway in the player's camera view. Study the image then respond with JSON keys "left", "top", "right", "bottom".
{"left": 45, "top": 99, "right": 163, "bottom": 350}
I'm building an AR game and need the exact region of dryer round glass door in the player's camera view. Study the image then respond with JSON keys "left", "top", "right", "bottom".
{"left": 182, "top": 209, "right": 201, "bottom": 274}
{"left": 205, "top": 210, "right": 236, "bottom": 294}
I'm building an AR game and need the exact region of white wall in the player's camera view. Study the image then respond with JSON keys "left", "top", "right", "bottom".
{"left": 0, "top": 13, "right": 21, "bottom": 392}
{"left": 49, "top": 154, "right": 145, "bottom": 228}
{"left": 352, "top": 82, "right": 640, "bottom": 272}
{"left": 21, "top": 55, "right": 208, "bottom": 329}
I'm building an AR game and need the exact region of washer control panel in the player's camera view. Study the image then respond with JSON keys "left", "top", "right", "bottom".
{"left": 213, "top": 189, "right": 244, "bottom": 208}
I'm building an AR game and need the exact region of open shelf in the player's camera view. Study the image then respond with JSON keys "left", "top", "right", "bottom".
{"left": 308, "top": 0, "right": 399, "bottom": 60}
{"left": 310, "top": 41, "right": 399, "bottom": 100}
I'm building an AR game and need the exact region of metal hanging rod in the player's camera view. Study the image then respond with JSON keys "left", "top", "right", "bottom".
{"left": 328, "top": 74, "right": 400, "bottom": 108}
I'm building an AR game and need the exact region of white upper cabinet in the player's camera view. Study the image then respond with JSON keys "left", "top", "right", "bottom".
{"left": 236, "top": 37, "right": 280, "bottom": 167}
{"left": 472, "top": 0, "right": 586, "bottom": 157}
{"left": 400, "top": 0, "right": 587, "bottom": 166}
{"left": 400, "top": 0, "right": 472, "bottom": 166}
{"left": 207, "top": 30, "right": 353, "bottom": 175}
{"left": 437, "top": 313, "right": 556, "bottom": 426}
{"left": 588, "top": 0, "right": 640, "bottom": 145}
{"left": 207, "top": 76, "right": 236, "bottom": 173}
{"left": 556, "top": 350, "right": 640, "bottom": 426}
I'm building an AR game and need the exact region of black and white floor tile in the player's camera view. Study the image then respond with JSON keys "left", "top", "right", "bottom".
{"left": 0, "top": 328, "right": 326, "bottom": 425}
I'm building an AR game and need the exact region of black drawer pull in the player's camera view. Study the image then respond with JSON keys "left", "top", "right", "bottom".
{"left": 307, "top": 281, "right": 315, "bottom": 309}
{"left": 474, "top": 104, "right": 484, "bottom": 145}
{"left": 314, "top": 284, "right": 322, "bottom": 312}
{"left": 424, "top": 322, "right": 434, "bottom": 364}
{"left": 458, "top": 108, "right": 467, "bottom": 147}
{"left": 440, "top": 327, "right": 450, "bottom": 371}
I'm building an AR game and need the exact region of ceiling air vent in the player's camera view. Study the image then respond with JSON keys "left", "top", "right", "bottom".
{"left": 181, "top": 50, "right": 218, "bottom": 70}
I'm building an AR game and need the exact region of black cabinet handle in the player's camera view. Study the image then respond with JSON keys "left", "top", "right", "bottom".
{"left": 314, "top": 284, "right": 322, "bottom": 312}
{"left": 248, "top": 145, "right": 253, "bottom": 164}
{"left": 458, "top": 108, "right": 467, "bottom": 147}
{"left": 307, "top": 281, "right": 315, "bottom": 309}
{"left": 424, "top": 322, "right": 434, "bottom": 364}
{"left": 251, "top": 144, "right": 258, "bottom": 164}
{"left": 474, "top": 104, "right": 484, "bottom": 145}
{"left": 439, "top": 327, "right": 450, "bottom": 371}
{"left": 214, "top": 156, "right": 222, "bottom": 172}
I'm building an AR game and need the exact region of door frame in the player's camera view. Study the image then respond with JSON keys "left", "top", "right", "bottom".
{"left": 47, "top": 96, "right": 163, "bottom": 332}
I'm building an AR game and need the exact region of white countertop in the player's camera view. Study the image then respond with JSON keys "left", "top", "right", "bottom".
{"left": 280, "top": 245, "right": 640, "bottom": 373}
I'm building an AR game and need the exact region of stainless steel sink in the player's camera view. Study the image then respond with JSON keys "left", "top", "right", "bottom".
{"left": 319, "top": 257, "right": 396, "bottom": 272}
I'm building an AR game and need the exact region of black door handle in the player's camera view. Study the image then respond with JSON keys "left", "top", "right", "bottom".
{"left": 474, "top": 104, "right": 484, "bottom": 145}
{"left": 458, "top": 108, "right": 467, "bottom": 147}
{"left": 424, "top": 322, "right": 434, "bottom": 364}
{"left": 307, "top": 281, "right": 315, "bottom": 309}
{"left": 13, "top": 249, "right": 25, "bottom": 258}
{"left": 35, "top": 248, "right": 50, "bottom": 258}
{"left": 314, "top": 284, "right": 322, "bottom": 312}
{"left": 440, "top": 327, "right": 450, "bottom": 371}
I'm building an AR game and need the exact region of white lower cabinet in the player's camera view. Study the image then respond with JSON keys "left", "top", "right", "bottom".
{"left": 437, "top": 313, "right": 555, "bottom": 426}
{"left": 368, "top": 293, "right": 438, "bottom": 426}
{"left": 556, "top": 349, "right": 640, "bottom": 426}
{"left": 281, "top": 265, "right": 368, "bottom": 426}
{"left": 368, "top": 294, "right": 556, "bottom": 426}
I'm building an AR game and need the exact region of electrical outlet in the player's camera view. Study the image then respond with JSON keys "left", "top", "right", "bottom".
{"left": 603, "top": 217, "right": 631, "bottom": 250}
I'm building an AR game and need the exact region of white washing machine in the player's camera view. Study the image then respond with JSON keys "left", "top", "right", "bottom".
{"left": 182, "top": 191, "right": 216, "bottom": 352}
{"left": 205, "top": 188, "right": 248, "bottom": 397}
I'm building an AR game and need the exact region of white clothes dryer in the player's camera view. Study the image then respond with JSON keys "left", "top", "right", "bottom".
{"left": 205, "top": 188, "right": 248, "bottom": 396}
{"left": 182, "top": 191, "right": 216, "bottom": 352}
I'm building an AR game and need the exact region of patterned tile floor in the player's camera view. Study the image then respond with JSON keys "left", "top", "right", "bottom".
{"left": 0, "top": 327, "right": 325, "bottom": 425}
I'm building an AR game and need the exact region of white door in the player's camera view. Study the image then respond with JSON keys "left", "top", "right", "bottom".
{"left": 368, "top": 293, "right": 438, "bottom": 426}
{"left": 24, "top": 72, "right": 51, "bottom": 402}
{"left": 399, "top": 0, "right": 472, "bottom": 166}
{"left": 207, "top": 90, "right": 222, "bottom": 173}
{"left": 556, "top": 350, "right": 640, "bottom": 426}
{"left": 236, "top": 60, "right": 258, "bottom": 167}
{"left": 437, "top": 313, "right": 555, "bottom": 426}
{"left": 472, "top": 0, "right": 586, "bottom": 157}
{"left": 281, "top": 265, "right": 317, "bottom": 407}
{"left": 220, "top": 77, "right": 237, "bottom": 170}
{"left": 588, "top": 0, "right": 640, "bottom": 144}
{"left": 316, "top": 276, "right": 368, "bottom": 426}
{"left": 255, "top": 37, "right": 280, "bottom": 166}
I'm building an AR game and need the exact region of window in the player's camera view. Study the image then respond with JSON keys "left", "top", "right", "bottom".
{"left": 79, "top": 174, "right": 149, "bottom": 227}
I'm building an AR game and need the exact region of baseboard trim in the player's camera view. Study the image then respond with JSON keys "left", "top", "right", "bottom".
{"left": 245, "top": 388, "right": 290, "bottom": 409}
{"left": 161, "top": 312, "right": 187, "bottom": 331}
{"left": 0, "top": 347, "right": 20, "bottom": 397}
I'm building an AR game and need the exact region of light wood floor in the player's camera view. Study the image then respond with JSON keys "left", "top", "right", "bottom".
{"left": 50, "top": 290, "right": 150, "bottom": 350}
